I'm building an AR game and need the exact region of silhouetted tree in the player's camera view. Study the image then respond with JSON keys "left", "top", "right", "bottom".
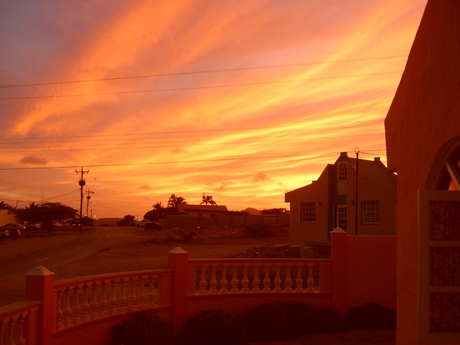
{"left": 167, "top": 194, "right": 187, "bottom": 215}
{"left": 116, "top": 215, "right": 135, "bottom": 226}
{"left": 144, "top": 202, "right": 166, "bottom": 220}
{"left": 200, "top": 194, "right": 217, "bottom": 205}
{"left": 16, "top": 202, "right": 77, "bottom": 229}
{"left": 0, "top": 201, "right": 13, "bottom": 210}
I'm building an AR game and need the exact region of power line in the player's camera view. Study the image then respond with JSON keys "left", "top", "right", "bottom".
{"left": 0, "top": 120, "right": 384, "bottom": 142}
{"left": 0, "top": 55, "right": 406, "bottom": 89}
{"left": 0, "top": 149, "right": 386, "bottom": 171}
{"left": 0, "top": 71, "right": 402, "bottom": 100}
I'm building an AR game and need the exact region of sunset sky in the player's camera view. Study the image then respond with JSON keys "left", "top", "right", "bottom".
{"left": 0, "top": 0, "right": 426, "bottom": 219}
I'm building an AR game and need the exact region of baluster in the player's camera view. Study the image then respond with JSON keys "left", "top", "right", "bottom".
{"left": 13, "top": 313, "right": 25, "bottom": 345}
{"left": 262, "top": 263, "right": 272, "bottom": 293}
{"left": 198, "top": 264, "right": 208, "bottom": 295}
{"left": 62, "top": 287, "right": 72, "bottom": 327}
{"left": 56, "top": 289, "right": 64, "bottom": 329}
{"left": 209, "top": 263, "right": 218, "bottom": 294}
{"left": 306, "top": 263, "right": 315, "bottom": 292}
{"left": 241, "top": 263, "right": 250, "bottom": 293}
{"left": 118, "top": 278, "right": 127, "bottom": 310}
{"left": 273, "top": 263, "right": 282, "bottom": 293}
{"left": 5, "top": 317, "right": 14, "bottom": 345}
{"left": 295, "top": 264, "right": 304, "bottom": 292}
{"left": 128, "top": 277, "right": 136, "bottom": 309}
{"left": 147, "top": 275, "right": 156, "bottom": 306}
{"left": 138, "top": 276, "right": 146, "bottom": 308}
{"left": 109, "top": 280, "right": 118, "bottom": 314}
{"left": 284, "top": 263, "right": 293, "bottom": 293}
{"left": 252, "top": 263, "right": 261, "bottom": 293}
{"left": 219, "top": 263, "right": 229, "bottom": 294}
{"left": 89, "top": 282, "right": 100, "bottom": 319}
{"left": 71, "top": 285, "right": 82, "bottom": 324}
{"left": 80, "top": 284, "right": 90, "bottom": 321}
{"left": 99, "top": 281, "right": 108, "bottom": 316}
{"left": 230, "top": 263, "right": 239, "bottom": 293}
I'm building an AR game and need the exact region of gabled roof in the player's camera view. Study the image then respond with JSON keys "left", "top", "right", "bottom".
{"left": 285, "top": 152, "right": 396, "bottom": 199}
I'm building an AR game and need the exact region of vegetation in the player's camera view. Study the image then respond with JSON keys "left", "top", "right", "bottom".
{"left": 344, "top": 302, "right": 396, "bottom": 330}
{"left": 200, "top": 194, "right": 217, "bottom": 205}
{"left": 242, "top": 302, "right": 339, "bottom": 338}
{"left": 0, "top": 201, "right": 13, "bottom": 210}
{"left": 167, "top": 194, "right": 187, "bottom": 215}
{"left": 116, "top": 215, "right": 135, "bottom": 226}
{"left": 144, "top": 202, "right": 167, "bottom": 221}
{"left": 165, "top": 227, "right": 199, "bottom": 243}
{"left": 112, "top": 312, "right": 174, "bottom": 345}
{"left": 15, "top": 202, "right": 77, "bottom": 229}
{"left": 177, "top": 309, "right": 238, "bottom": 345}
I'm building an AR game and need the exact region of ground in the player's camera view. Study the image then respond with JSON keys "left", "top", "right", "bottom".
{"left": 0, "top": 225, "right": 395, "bottom": 345}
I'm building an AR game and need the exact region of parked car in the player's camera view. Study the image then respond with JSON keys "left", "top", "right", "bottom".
{"left": 0, "top": 224, "right": 22, "bottom": 240}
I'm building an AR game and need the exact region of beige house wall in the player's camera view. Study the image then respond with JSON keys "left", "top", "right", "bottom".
{"left": 0, "top": 209, "right": 17, "bottom": 226}
{"left": 287, "top": 168, "right": 332, "bottom": 245}
{"left": 286, "top": 155, "right": 395, "bottom": 246}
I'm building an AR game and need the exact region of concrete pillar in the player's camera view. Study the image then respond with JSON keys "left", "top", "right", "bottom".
{"left": 167, "top": 247, "right": 190, "bottom": 330}
{"left": 25, "top": 266, "right": 55, "bottom": 345}
{"left": 330, "top": 228, "right": 348, "bottom": 319}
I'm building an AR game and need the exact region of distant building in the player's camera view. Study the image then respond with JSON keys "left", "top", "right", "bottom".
{"left": 285, "top": 152, "right": 396, "bottom": 245}
{"left": 0, "top": 209, "right": 17, "bottom": 226}
{"left": 177, "top": 204, "right": 228, "bottom": 217}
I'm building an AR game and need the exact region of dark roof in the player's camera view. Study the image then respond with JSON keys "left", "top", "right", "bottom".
{"left": 178, "top": 205, "right": 229, "bottom": 213}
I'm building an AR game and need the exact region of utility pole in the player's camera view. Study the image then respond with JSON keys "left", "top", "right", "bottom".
{"left": 355, "top": 147, "right": 360, "bottom": 235}
{"left": 85, "top": 189, "right": 95, "bottom": 217}
{"left": 76, "top": 167, "right": 89, "bottom": 234}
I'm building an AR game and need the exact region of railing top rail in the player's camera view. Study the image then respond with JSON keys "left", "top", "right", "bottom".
{"left": 189, "top": 258, "right": 332, "bottom": 264}
{"left": 0, "top": 300, "right": 41, "bottom": 320}
{"left": 55, "top": 268, "right": 173, "bottom": 289}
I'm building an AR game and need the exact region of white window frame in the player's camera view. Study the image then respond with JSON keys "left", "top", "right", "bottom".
{"left": 361, "top": 200, "right": 380, "bottom": 224}
{"left": 418, "top": 190, "right": 460, "bottom": 344}
{"left": 300, "top": 202, "right": 316, "bottom": 223}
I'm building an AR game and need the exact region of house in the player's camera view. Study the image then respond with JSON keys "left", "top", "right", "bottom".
{"left": 177, "top": 204, "right": 229, "bottom": 217}
{"left": 385, "top": 1, "right": 460, "bottom": 344}
{"left": 285, "top": 152, "right": 396, "bottom": 246}
{"left": 0, "top": 208, "right": 17, "bottom": 225}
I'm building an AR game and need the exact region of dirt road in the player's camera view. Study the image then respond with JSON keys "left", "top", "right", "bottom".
{"left": 0, "top": 226, "right": 133, "bottom": 305}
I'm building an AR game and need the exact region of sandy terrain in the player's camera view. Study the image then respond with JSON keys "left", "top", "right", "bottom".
{"left": 0, "top": 226, "right": 395, "bottom": 345}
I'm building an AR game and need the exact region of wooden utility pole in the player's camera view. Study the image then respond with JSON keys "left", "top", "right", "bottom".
{"left": 76, "top": 167, "right": 89, "bottom": 234}
{"left": 355, "top": 148, "right": 359, "bottom": 235}
{"left": 85, "top": 189, "right": 95, "bottom": 217}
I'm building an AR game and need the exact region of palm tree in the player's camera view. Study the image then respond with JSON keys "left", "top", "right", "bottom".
{"left": 167, "top": 194, "right": 187, "bottom": 215}
{"left": 200, "top": 194, "right": 217, "bottom": 205}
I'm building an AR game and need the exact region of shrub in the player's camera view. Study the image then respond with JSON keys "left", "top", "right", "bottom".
{"left": 241, "top": 224, "right": 272, "bottom": 238}
{"left": 236, "top": 301, "right": 314, "bottom": 341}
{"left": 111, "top": 311, "right": 174, "bottom": 345}
{"left": 176, "top": 309, "right": 238, "bottom": 345}
{"left": 344, "top": 302, "right": 396, "bottom": 330}
{"left": 310, "top": 307, "right": 341, "bottom": 333}
{"left": 165, "top": 227, "right": 198, "bottom": 242}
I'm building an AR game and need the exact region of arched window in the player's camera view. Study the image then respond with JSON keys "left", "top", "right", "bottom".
{"left": 338, "top": 163, "right": 347, "bottom": 180}
{"left": 418, "top": 138, "right": 460, "bottom": 342}
{"left": 436, "top": 147, "right": 460, "bottom": 190}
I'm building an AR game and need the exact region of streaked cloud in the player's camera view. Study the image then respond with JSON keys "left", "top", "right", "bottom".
{"left": 0, "top": 0, "right": 427, "bottom": 217}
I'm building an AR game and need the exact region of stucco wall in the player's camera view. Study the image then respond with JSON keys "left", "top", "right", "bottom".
{"left": 385, "top": 1, "right": 460, "bottom": 344}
